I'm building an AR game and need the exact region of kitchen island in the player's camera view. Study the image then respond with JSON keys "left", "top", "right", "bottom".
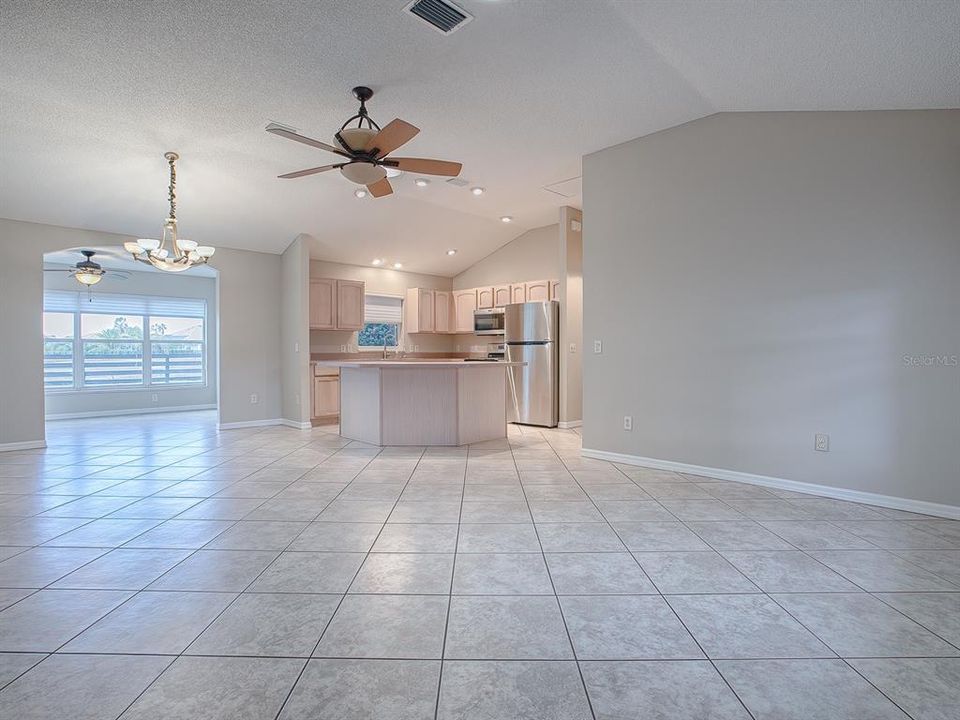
{"left": 319, "top": 360, "right": 525, "bottom": 446}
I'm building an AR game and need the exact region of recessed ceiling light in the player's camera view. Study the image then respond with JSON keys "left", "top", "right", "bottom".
{"left": 500, "top": 216, "right": 513, "bottom": 223}
{"left": 372, "top": 258, "right": 383, "bottom": 266}
{"left": 446, "top": 249, "right": 457, "bottom": 256}
{"left": 393, "top": 262, "right": 403, "bottom": 269}
{"left": 471, "top": 187, "right": 484, "bottom": 195}
{"left": 414, "top": 178, "right": 429, "bottom": 187}
{"left": 354, "top": 188, "right": 367, "bottom": 198}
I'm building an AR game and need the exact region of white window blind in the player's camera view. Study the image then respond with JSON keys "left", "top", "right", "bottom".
{"left": 44, "top": 291, "right": 206, "bottom": 318}
{"left": 364, "top": 294, "right": 403, "bottom": 323}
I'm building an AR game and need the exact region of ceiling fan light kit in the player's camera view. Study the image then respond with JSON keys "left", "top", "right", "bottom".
{"left": 44, "top": 249, "right": 130, "bottom": 288}
{"left": 267, "top": 86, "right": 463, "bottom": 198}
{"left": 125, "top": 152, "right": 215, "bottom": 273}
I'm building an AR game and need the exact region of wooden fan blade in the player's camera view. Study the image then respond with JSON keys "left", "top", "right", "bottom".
{"left": 266, "top": 123, "right": 351, "bottom": 158}
{"left": 366, "top": 178, "right": 393, "bottom": 198}
{"left": 365, "top": 119, "right": 419, "bottom": 157}
{"left": 385, "top": 157, "right": 462, "bottom": 177}
{"left": 278, "top": 164, "right": 342, "bottom": 179}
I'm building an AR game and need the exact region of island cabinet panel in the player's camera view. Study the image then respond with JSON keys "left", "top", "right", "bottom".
{"left": 309, "top": 279, "right": 337, "bottom": 329}
{"left": 453, "top": 289, "right": 478, "bottom": 333}
{"left": 336, "top": 280, "right": 365, "bottom": 330}
{"left": 477, "top": 287, "right": 495, "bottom": 309}
{"left": 510, "top": 284, "right": 527, "bottom": 304}
{"left": 380, "top": 368, "right": 458, "bottom": 445}
{"left": 493, "top": 285, "right": 512, "bottom": 307}
{"left": 549, "top": 279, "right": 561, "bottom": 301}
{"left": 434, "top": 290, "right": 451, "bottom": 333}
{"left": 525, "top": 280, "right": 551, "bottom": 302}
{"left": 457, "top": 365, "right": 507, "bottom": 444}
{"left": 339, "top": 368, "right": 382, "bottom": 445}
{"left": 313, "top": 377, "right": 340, "bottom": 417}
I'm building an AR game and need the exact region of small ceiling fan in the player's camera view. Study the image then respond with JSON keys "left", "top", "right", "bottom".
{"left": 44, "top": 250, "right": 129, "bottom": 287}
{"left": 266, "top": 86, "right": 463, "bottom": 197}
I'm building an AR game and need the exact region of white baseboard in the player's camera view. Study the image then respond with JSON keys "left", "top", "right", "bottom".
{"left": 558, "top": 420, "right": 582, "bottom": 429}
{"left": 582, "top": 447, "right": 960, "bottom": 521}
{"left": 0, "top": 439, "right": 47, "bottom": 453}
{"left": 46, "top": 404, "right": 216, "bottom": 421}
{"left": 217, "top": 418, "right": 283, "bottom": 430}
{"left": 279, "top": 419, "right": 313, "bottom": 430}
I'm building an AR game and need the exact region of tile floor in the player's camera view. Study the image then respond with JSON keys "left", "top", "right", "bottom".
{"left": 0, "top": 410, "right": 958, "bottom": 719}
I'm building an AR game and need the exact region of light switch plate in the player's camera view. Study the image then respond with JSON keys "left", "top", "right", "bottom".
{"left": 594, "top": 340, "right": 603, "bottom": 354}
{"left": 569, "top": 343, "right": 577, "bottom": 353}
{"left": 815, "top": 433, "right": 829, "bottom": 452}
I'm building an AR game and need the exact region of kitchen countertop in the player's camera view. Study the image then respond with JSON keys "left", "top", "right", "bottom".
{"left": 321, "top": 359, "right": 524, "bottom": 368}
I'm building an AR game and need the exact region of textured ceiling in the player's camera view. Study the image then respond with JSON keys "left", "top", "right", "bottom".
{"left": 1, "top": 0, "right": 957, "bottom": 276}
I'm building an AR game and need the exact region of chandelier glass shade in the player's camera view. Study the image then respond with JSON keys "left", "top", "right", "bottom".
{"left": 124, "top": 152, "right": 215, "bottom": 272}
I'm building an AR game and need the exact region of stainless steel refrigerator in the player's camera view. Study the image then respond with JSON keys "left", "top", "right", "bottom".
{"left": 504, "top": 301, "right": 559, "bottom": 427}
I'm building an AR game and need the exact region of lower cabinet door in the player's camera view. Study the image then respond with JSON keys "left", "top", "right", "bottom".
{"left": 313, "top": 377, "right": 340, "bottom": 417}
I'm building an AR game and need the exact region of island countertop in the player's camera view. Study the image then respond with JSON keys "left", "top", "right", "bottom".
{"left": 319, "top": 359, "right": 526, "bottom": 368}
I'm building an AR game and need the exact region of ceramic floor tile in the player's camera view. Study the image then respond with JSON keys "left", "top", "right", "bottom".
{"left": 453, "top": 552, "right": 554, "bottom": 595}
{"left": 444, "top": 596, "right": 573, "bottom": 659}
{"left": 611, "top": 522, "right": 711, "bottom": 552}
{"left": 889, "top": 550, "right": 960, "bottom": 585}
{"left": 0, "top": 653, "right": 45, "bottom": 688}
{"left": 0, "top": 546, "right": 107, "bottom": 588}
{"left": 717, "top": 659, "right": 909, "bottom": 719}
{"left": 315, "top": 594, "right": 448, "bottom": 659}
{"left": 538, "top": 522, "right": 627, "bottom": 552}
{"left": 0, "top": 653, "right": 172, "bottom": 720}
{"left": 721, "top": 551, "right": 861, "bottom": 592}
{"left": 122, "top": 519, "right": 234, "bottom": 549}
{"left": 635, "top": 551, "right": 759, "bottom": 594}
{"left": 808, "top": 550, "right": 959, "bottom": 591}
{"left": 437, "top": 660, "right": 592, "bottom": 720}
{"left": 873, "top": 592, "right": 960, "bottom": 646}
{"left": 187, "top": 593, "right": 340, "bottom": 657}
{"left": 371, "top": 523, "right": 458, "bottom": 552}
{"left": 63, "top": 590, "right": 236, "bottom": 654}
{"left": 456, "top": 523, "right": 542, "bottom": 553}
{"left": 119, "top": 656, "right": 302, "bottom": 720}
{"left": 0, "top": 588, "right": 131, "bottom": 652}
{"left": 279, "top": 659, "right": 440, "bottom": 720}
{"left": 202, "top": 520, "right": 308, "bottom": 550}
{"left": 350, "top": 552, "right": 454, "bottom": 594}
{"left": 545, "top": 552, "right": 657, "bottom": 594}
{"left": 286, "top": 522, "right": 382, "bottom": 552}
{"left": 773, "top": 592, "right": 960, "bottom": 658}
{"left": 147, "top": 549, "right": 278, "bottom": 591}
{"left": 43, "top": 518, "right": 162, "bottom": 547}
{"left": 758, "top": 520, "right": 876, "bottom": 549}
{"left": 560, "top": 595, "right": 704, "bottom": 660}
{"left": 685, "top": 521, "right": 795, "bottom": 551}
{"left": 667, "top": 594, "right": 834, "bottom": 659}
{"left": 52, "top": 548, "right": 192, "bottom": 589}
{"left": 250, "top": 552, "right": 365, "bottom": 593}
{"left": 581, "top": 660, "right": 751, "bottom": 720}
{"left": 850, "top": 658, "right": 960, "bottom": 720}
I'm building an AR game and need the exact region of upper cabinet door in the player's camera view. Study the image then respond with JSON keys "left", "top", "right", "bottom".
{"left": 453, "top": 289, "right": 477, "bottom": 333}
{"left": 525, "top": 280, "right": 550, "bottom": 302}
{"left": 477, "top": 287, "right": 495, "bottom": 309}
{"left": 510, "top": 284, "right": 527, "bottom": 304}
{"left": 336, "top": 280, "right": 365, "bottom": 330}
{"left": 549, "top": 279, "right": 561, "bottom": 301}
{"left": 418, "top": 288, "right": 435, "bottom": 332}
{"left": 434, "top": 290, "right": 451, "bottom": 333}
{"left": 493, "top": 285, "right": 511, "bottom": 307}
{"left": 309, "top": 278, "right": 336, "bottom": 329}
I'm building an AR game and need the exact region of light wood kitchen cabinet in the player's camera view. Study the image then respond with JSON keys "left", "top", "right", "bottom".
{"left": 313, "top": 376, "right": 340, "bottom": 418}
{"left": 493, "top": 285, "right": 512, "bottom": 307}
{"left": 453, "top": 289, "right": 478, "bottom": 333}
{"left": 549, "top": 279, "right": 561, "bottom": 301}
{"left": 405, "top": 288, "right": 436, "bottom": 333}
{"left": 510, "top": 284, "right": 527, "bottom": 304}
{"left": 525, "top": 280, "right": 551, "bottom": 302}
{"left": 336, "top": 280, "right": 365, "bottom": 330}
{"left": 476, "top": 287, "right": 495, "bottom": 309}
{"left": 434, "top": 290, "right": 451, "bottom": 333}
{"left": 309, "top": 278, "right": 336, "bottom": 329}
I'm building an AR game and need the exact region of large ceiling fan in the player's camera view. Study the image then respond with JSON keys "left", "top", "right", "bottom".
{"left": 266, "top": 86, "right": 463, "bottom": 197}
{"left": 44, "top": 250, "right": 128, "bottom": 287}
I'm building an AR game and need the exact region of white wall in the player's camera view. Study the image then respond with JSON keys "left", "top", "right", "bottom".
{"left": 452, "top": 224, "right": 560, "bottom": 290}
{"left": 582, "top": 110, "right": 960, "bottom": 511}
{"left": 42, "top": 266, "right": 218, "bottom": 417}
{"left": 559, "top": 207, "right": 583, "bottom": 425}
{"left": 281, "top": 236, "right": 311, "bottom": 425}
{"left": 0, "top": 218, "right": 283, "bottom": 446}
{"left": 307, "top": 259, "right": 455, "bottom": 354}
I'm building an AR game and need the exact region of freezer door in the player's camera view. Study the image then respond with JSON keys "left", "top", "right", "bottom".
{"left": 503, "top": 301, "right": 559, "bottom": 343}
{"left": 506, "top": 343, "right": 558, "bottom": 427}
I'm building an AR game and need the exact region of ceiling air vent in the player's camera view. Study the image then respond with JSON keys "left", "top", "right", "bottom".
{"left": 404, "top": 0, "right": 473, "bottom": 35}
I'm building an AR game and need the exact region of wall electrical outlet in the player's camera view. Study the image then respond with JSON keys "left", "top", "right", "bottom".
{"left": 594, "top": 340, "right": 603, "bottom": 354}
{"left": 250, "top": 393, "right": 259, "bottom": 405}
{"left": 340, "top": 345, "right": 347, "bottom": 353}
{"left": 815, "top": 433, "right": 829, "bottom": 452}
{"left": 623, "top": 415, "right": 633, "bottom": 431}
{"left": 569, "top": 343, "right": 577, "bottom": 353}
{"left": 151, "top": 393, "right": 158, "bottom": 402}
{"left": 294, "top": 342, "right": 299, "bottom": 353}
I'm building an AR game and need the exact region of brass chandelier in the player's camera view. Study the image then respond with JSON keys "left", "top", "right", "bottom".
{"left": 124, "top": 152, "right": 215, "bottom": 272}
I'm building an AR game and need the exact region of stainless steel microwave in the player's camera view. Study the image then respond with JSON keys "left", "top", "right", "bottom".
{"left": 474, "top": 308, "right": 505, "bottom": 335}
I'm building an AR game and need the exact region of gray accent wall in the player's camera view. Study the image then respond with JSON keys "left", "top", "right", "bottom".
{"left": 452, "top": 224, "right": 560, "bottom": 290}
{"left": 582, "top": 110, "right": 960, "bottom": 507}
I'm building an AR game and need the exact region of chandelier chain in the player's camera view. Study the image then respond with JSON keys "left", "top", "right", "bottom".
{"left": 167, "top": 154, "right": 177, "bottom": 220}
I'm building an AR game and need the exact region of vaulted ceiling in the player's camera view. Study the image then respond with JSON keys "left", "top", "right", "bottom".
{"left": 2, "top": 1, "right": 957, "bottom": 275}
